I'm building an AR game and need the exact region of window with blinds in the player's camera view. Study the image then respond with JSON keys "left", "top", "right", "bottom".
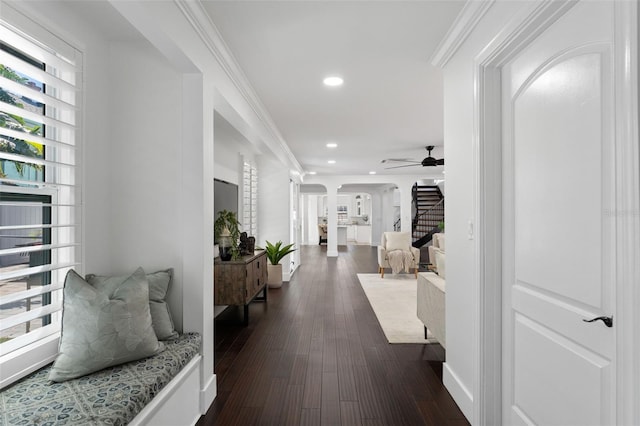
{"left": 0, "top": 19, "right": 81, "bottom": 367}
{"left": 242, "top": 162, "right": 257, "bottom": 238}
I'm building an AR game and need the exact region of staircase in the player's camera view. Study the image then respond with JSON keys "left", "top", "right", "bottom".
{"left": 411, "top": 184, "right": 444, "bottom": 248}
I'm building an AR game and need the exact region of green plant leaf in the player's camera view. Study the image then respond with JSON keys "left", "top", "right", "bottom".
{"left": 265, "top": 240, "right": 296, "bottom": 265}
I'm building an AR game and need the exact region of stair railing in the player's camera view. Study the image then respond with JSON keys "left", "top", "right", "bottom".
{"left": 414, "top": 197, "right": 444, "bottom": 225}
{"left": 412, "top": 198, "right": 444, "bottom": 246}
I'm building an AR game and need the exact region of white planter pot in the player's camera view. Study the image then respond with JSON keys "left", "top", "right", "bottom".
{"left": 267, "top": 263, "right": 283, "bottom": 288}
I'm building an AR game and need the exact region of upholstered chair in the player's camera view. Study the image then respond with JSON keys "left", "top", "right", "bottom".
{"left": 428, "top": 233, "right": 445, "bottom": 272}
{"left": 377, "top": 231, "right": 420, "bottom": 278}
{"left": 318, "top": 224, "right": 328, "bottom": 245}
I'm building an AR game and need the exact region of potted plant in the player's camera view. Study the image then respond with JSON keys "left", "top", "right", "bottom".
{"left": 214, "top": 210, "right": 241, "bottom": 261}
{"left": 264, "top": 240, "right": 296, "bottom": 288}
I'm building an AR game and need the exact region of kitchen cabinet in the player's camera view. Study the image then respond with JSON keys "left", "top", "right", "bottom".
{"left": 337, "top": 226, "right": 348, "bottom": 245}
{"left": 318, "top": 195, "right": 352, "bottom": 221}
{"left": 356, "top": 225, "right": 372, "bottom": 244}
{"left": 346, "top": 224, "right": 356, "bottom": 241}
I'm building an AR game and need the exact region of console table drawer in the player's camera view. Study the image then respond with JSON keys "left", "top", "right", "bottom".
{"left": 214, "top": 250, "right": 268, "bottom": 325}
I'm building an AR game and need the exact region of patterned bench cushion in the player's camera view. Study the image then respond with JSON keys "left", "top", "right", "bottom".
{"left": 0, "top": 333, "right": 200, "bottom": 426}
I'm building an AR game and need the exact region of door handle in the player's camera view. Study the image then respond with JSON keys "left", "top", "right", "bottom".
{"left": 583, "top": 316, "right": 613, "bottom": 328}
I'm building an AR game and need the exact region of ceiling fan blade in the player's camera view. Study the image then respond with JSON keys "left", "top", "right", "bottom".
{"left": 381, "top": 158, "right": 420, "bottom": 164}
{"left": 436, "top": 159, "right": 445, "bottom": 165}
{"left": 384, "top": 164, "right": 420, "bottom": 169}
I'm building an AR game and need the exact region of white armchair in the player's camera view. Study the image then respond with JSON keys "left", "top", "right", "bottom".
{"left": 428, "top": 232, "right": 445, "bottom": 272}
{"left": 377, "top": 231, "right": 420, "bottom": 278}
{"left": 419, "top": 234, "right": 446, "bottom": 347}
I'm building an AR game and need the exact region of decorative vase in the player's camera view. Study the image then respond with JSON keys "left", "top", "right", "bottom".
{"left": 218, "top": 235, "right": 232, "bottom": 261}
{"left": 219, "top": 247, "right": 232, "bottom": 261}
{"left": 267, "top": 263, "right": 283, "bottom": 288}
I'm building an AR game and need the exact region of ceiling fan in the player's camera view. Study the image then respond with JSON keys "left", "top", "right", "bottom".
{"left": 381, "top": 146, "right": 444, "bottom": 169}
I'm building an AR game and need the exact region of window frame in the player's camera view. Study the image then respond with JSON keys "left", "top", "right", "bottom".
{"left": 242, "top": 161, "right": 258, "bottom": 238}
{"left": 0, "top": 9, "right": 82, "bottom": 389}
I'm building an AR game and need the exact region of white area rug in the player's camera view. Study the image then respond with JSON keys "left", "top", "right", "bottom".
{"left": 357, "top": 273, "right": 437, "bottom": 344}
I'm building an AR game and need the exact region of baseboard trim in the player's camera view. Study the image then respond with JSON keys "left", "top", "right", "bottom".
{"left": 443, "top": 362, "right": 473, "bottom": 422}
{"left": 200, "top": 372, "right": 216, "bottom": 414}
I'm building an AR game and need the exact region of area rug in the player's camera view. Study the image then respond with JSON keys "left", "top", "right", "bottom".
{"left": 357, "top": 273, "right": 437, "bottom": 344}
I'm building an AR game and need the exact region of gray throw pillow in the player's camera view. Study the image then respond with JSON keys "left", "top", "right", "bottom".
{"left": 86, "top": 268, "right": 178, "bottom": 340}
{"left": 49, "top": 268, "right": 164, "bottom": 382}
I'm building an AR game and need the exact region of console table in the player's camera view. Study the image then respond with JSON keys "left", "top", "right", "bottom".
{"left": 214, "top": 250, "right": 268, "bottom": 325}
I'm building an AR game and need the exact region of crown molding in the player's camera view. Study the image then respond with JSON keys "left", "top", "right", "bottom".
{"left": 174, "top": 0, "right": 304, "bottom": 174}
{"left": 430, "top": 0, "right": 495, "bottom": 68}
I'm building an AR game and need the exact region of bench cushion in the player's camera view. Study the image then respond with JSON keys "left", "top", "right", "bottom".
{"left": 0, "top": 333, "right": 200, "bottom": 426}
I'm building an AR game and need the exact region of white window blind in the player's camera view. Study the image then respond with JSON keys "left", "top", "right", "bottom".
{"left": 0, "top": 17, "right": 81, "bottom": 379}
{"left": 242, "top": 162, "right": 257, "bottom": 238}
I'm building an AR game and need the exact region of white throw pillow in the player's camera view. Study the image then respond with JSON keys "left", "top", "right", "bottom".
{"left": 435, "top": 233, "right": 445, "bottom": 251}
{"left": 384, "top": 232, "right": 411, "bottom": 251}
{"left": 434, "top": 248, "right": 446, "bottom": 279}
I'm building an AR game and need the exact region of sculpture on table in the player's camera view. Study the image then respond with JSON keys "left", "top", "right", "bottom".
{"left": 239, "top": 232, "right": 256, "bottom": 256}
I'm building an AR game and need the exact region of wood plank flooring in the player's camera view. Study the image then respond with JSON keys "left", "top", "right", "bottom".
{"left": 199, "top": 245, "right": 469, "bottom": 426}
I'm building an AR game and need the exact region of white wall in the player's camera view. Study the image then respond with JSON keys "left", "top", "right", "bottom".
{"left": 305, "top": 194, "right": 319, "bottom": 245}
{"left": 107, "top": 40, "right": 185, "bottom": 328}
{"left": 213, "top": 112, "right": 256, "bottom": 186}
{"left": 369, "top": 190, "right": 384, "bottom": 244}
{"left": 437, "top": 1, "right": 534, "bottom": 420}
{"left": 213, "top": 142, "right": 242, "bottom": 186}
{"left": 290, "top": 181, "right": 301, "bottom": 274}
{"left": 439, "top": 3, "right": 640, "bottom": 422}
{"left": 78, "top": 24, "right": 113, "bottom": 275}
{"left": 258, "top": 156, "right": 294, "bottom": 279}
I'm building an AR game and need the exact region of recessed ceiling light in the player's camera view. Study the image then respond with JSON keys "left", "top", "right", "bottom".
{"left": 323, "top": 76, "right": 344, "bottom": 87}
{"left": 308, "top": 171, "right": 317, "bottom": 175}
{"left": 369, "top": 171, "right": 376, "bottom": 175}
{"left": 326, "top": 143, "right": 338, "bottom": 148}
{"left": 328, "top": 160, "right": 336, "bottom": 164}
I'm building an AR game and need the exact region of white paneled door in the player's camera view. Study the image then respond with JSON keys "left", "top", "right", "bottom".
{"left": 502, "top": 2, "right": 616, "bottom": 425}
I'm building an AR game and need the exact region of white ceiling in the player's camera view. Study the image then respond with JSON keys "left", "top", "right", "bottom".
{"left": 202, "top": 1, "right": 464, "bottom": 176}
{"left": 56, "top": 1, "right": 144, "bottom": 41}
{"left": 62, "top": 0, "right": 463, "bottom": 177}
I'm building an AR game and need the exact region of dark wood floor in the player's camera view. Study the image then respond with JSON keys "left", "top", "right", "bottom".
{"left": 199, "top": 245, "right": 469, "bottom": 426}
